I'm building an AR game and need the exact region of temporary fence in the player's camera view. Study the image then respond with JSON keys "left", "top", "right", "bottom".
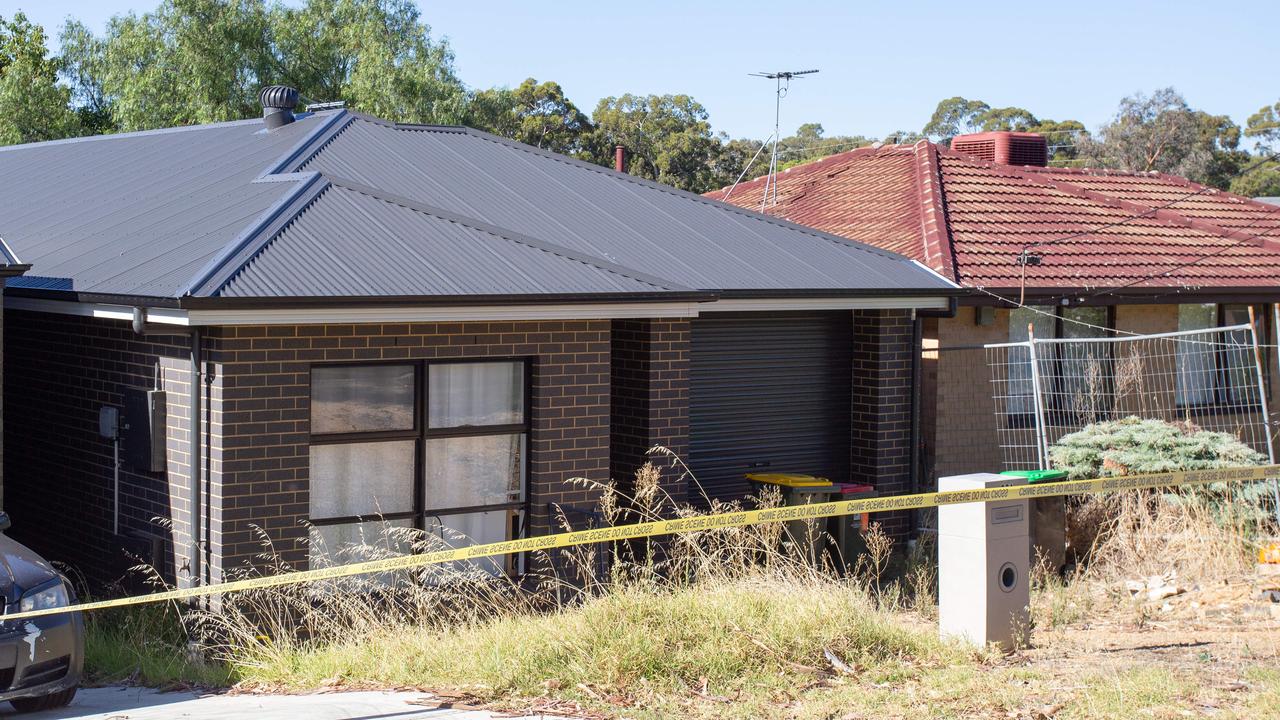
{"left": 984, "top": 323, "right": 1276, "bottom": 472}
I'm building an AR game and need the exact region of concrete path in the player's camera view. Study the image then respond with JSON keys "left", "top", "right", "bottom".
{"left": 0, "top": 686, "right": 555, "bottom": 720}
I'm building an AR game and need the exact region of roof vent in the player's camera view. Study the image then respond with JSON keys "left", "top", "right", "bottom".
{"left": 951, "top": 131, "right": 1048, "bottom": 167}
{"left": 259, "top": 85, "right": 300, "bottom": 130}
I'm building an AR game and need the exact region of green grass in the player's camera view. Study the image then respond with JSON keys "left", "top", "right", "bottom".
{"left": 84, "top": 604, "right": 234, "bottom": 688}
{"left": 228, "top": 573, "right": 976, "bottom": 717}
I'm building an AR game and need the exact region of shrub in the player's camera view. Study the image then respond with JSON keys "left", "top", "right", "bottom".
{"left": 1048, "top": 416, "right": 1265, "bottom": 479}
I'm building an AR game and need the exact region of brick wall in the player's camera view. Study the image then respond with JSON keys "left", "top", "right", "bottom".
{"left": 203, "top": 320, "right": 613, "bottom": 577}
{"left": 931, "top": 307, "right": 1011, "bottom": 480}
{"left": 5, "top": 313, "right": 613, "bottom": 586}
{"left": 850, "top": 309, "right": 915, "bottom": 539}
{"left": 4, "top": 310, "right": 195, "bottom": 588}
{"left": 609, "top": 319, "right": 690, "bottom": 502}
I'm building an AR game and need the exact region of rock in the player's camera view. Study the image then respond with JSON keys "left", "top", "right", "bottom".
{"left": 1148, "top": 584, "right": 1185, "bottom": 602}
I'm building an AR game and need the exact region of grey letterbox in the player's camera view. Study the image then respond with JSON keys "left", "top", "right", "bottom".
{"left": 938, "top": 473, "right": 1030, "bottom": 651}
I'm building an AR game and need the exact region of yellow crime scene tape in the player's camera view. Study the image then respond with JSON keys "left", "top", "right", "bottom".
{"left": 6, "top": 464, "right": 1278, "bottom": 622}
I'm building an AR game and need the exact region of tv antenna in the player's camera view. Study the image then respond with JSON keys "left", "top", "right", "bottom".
{"left": 750, "top": 68, "right": 819, "bottom": 210}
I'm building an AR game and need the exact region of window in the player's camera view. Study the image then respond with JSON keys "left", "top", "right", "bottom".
{"left": 1176, "top": 304, "right": 1267, "bottom": 408}
{"left": 308, "top": 361, "right": 528, "bottom": 576}
{"left": 1007, "top": 305, "right": 1114, "bottom": 418}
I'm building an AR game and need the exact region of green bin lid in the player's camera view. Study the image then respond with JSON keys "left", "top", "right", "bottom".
{"left": 1000, "top": 469, "right": 1068, "bottom": 483}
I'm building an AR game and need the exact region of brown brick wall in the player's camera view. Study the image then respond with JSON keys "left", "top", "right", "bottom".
{"left": 851, "top": 309, "right": 915, "bottom": 539}
{"left": 203, "top": 320, "right": 613, "bottom": 577}
{"left": 4, "top": 310, "right": 195, "bottom": 587}
{"left": 609, "top": 318, "right": 690, "bottom": 502}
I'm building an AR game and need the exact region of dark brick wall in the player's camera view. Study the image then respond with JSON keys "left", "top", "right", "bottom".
{"left": 610, "top": 319, "right": 691, "bottom": 503}
{"left": 5, "top": 310, "right": 195, "bottom": 587}
{"left": 6, "top": 306, "right": 925, "bottom": 584}
{"left": 203, "top": 320, "right": 612, "bottom": 577}
{"left": 851, "top": 309, "right": 915, "bottom": 540}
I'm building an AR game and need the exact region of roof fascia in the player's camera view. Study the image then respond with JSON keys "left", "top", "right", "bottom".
{"left": 6, "top": 296, "right": 190, "bottom": 325}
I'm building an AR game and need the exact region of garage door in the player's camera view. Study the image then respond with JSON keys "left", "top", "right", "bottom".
{"left": 688, "top": 312, "right": 852, "bottom": 504}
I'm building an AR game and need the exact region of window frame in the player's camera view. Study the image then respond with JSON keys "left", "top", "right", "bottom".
{"left": 1175, "top": 303, "right": 1271, "bottom": 411}
{"left": 1006, "top": 304, "right": 1117, "bottom": 423}
{"left": 306, "top": 358, "right": 533, "bottom": 535}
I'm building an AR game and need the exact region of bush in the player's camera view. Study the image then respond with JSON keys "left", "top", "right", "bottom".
{"left": 1049, "top": 416, "right": 1265, "bottom": 479}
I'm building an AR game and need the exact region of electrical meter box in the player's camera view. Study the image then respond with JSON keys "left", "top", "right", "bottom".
{"left": 937, "top": 473, "right": 1030, "bottom": 651}
{"left": 122, "top": 388, "right": 167, "bottom": 473}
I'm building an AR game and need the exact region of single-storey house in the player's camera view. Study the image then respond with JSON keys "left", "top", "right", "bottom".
{"left": 713, "top": 131, "right": 1280, "bottom": 485}
{"left": 0, "top": 89, "right": 957, "bottom": 587}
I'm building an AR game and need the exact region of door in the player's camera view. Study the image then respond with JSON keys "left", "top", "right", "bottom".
{"left": 688, "top": 312, "right": 852, "bottom": 504}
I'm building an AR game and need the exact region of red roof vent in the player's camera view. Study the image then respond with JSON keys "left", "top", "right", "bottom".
{"left": 951, "top": 131, "right": 1048, "bottom": 167}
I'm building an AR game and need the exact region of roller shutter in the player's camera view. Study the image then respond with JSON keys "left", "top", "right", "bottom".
{"left": 688, "top": 312, "right": 852, "bottom": 504}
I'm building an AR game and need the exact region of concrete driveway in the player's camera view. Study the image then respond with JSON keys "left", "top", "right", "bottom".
{"left": 0, "top": 686, "right": 556, "bottom": 720}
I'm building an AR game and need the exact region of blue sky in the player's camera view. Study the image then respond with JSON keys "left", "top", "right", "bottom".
{"left": 14, "top": 1, "right": 1279, "bottom": 143}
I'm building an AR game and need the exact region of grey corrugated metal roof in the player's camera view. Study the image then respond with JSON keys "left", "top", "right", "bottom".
{"left": 298, "top": 117, "right": 955, "bottom": 294}
{"left": 219, "top": 181, "right": 688, "bottom": 298}
{"left": 0, "top": 116, "right": 322, "bottom": 297}
{"left": 0, "top": 108, "right": 957, "bottom": 303}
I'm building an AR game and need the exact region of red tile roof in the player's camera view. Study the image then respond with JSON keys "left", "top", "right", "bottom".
{"left": 709, "top": 141, "right": 1280, "bottom": 292}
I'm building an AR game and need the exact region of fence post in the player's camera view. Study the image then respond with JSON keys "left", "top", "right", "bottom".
{"left": 1025, "top": 324, "right": 1051, "bottom": 470}
{"left": 1247, "top": 307, "right": 1280, "bottom": 525}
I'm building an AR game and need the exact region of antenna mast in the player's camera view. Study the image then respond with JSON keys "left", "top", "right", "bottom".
{"left": 750, "top": 68, "right": 819, "bottom": 210}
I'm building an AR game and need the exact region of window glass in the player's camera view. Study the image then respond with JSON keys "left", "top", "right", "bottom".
{"left": 312, "top": 365, "right": 414, "bottom": 434}
{"left": 425, "top": 510, "right": 518, "bottom": 577}
{"left": 1055, "top": 307, "right": 1112, "bottom": 418}
{"left": 1008, "top": 306, "right": 1056, "bottom": 415}
{"left": 309, "top": 519, "right": 415, "bottom": 585}
{"left": 1176, "top": 305, "right": 1218, "bottom": 406}
{"left": 423, "top": 434, "right": 525, "bottom": 510}
{"left": 1221, "top": 305, "right": 1260, "bottom": 405}
{"left": 309, "top": 440, "right": 415, "bottom": 518}
{"left": 428, "top": 362, "right": 523, "bottom": 428}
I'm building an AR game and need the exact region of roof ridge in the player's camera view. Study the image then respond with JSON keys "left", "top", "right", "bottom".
{"left": 912, "top": 141, "right": 958, "bottom": 280}
{"left": 0, "top": 116, "right": 279, "bottom": 154}
{"left": 1007, "top": 165, "right": 1280, "bottom": 246}
{"left": 185, "top": 172, "right": 331, "bottom": 297}
{"left": 933, "top": 149, "right": 1268, "bottom": 248}
{"left": 321, "top": 175, "right": 693, "bottom": 292}
{"left": 431, "top": 125, "right": 922, "bottom": 266}
{"left": 1011, "top": 166, "right": 1280, "bottom": 248}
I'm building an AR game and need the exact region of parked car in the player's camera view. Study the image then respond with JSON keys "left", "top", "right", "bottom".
{"left": 0, "top": 512, "right": 82, "bottom": 712}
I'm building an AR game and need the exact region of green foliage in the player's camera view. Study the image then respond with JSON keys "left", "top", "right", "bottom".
{"left": 1049, "top": 416, "right": 1265, "bottom": 479}
{"left": 57, "top": 0, "right": 466, "bottom": 133}
{"left": 589, "top": 93, "right": 721, "bottom": 192}
{"left": 1245, "top": 100, "right": 1280, "bottom": 152}
{"left": 922, "top": 96, "right": 990, "bottom": 141}
{"left": 268, "top": 0, "right": 467, "bottom": 124}
{"left": 1077, "top": 88, "right": 1245, "bottom": 188}
{"left": 468, "top": 78, "right": 592, "bottom": 156}
{"left": 1230, "top": 159, "right": 1280, "bottom": 198}
{"left": 0, "top": 12, "right": 79, "bottom": 145}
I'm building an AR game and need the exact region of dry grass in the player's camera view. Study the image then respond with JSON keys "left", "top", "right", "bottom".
{"left": 83, "top": 455, "right": 1280, "bottom": 718}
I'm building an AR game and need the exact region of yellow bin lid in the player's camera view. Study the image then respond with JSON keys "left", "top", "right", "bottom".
{"left": 745, "top": 473, "right": 832, "bottom": 487}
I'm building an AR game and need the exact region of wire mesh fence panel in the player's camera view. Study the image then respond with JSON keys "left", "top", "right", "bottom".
{"left": 985, "top": 324, "right": 1276, "bottom": 472}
